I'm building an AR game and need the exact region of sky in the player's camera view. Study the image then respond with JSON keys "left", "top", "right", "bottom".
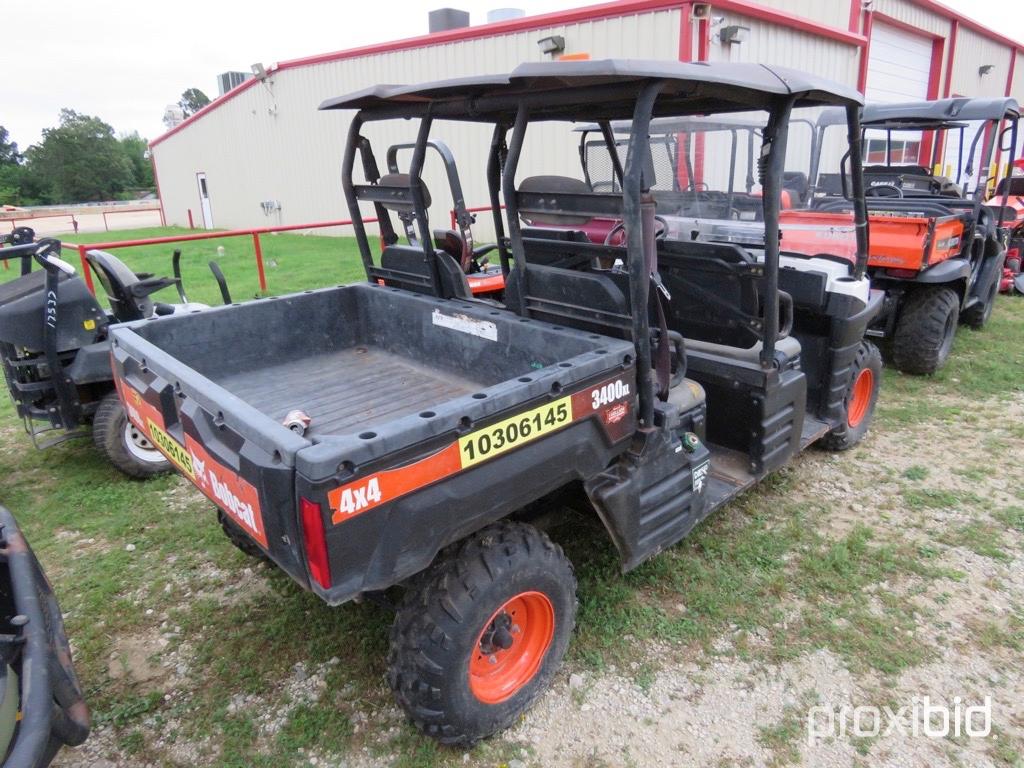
{"left": 2, "top": 0, "right": 1022, "bottom": 151}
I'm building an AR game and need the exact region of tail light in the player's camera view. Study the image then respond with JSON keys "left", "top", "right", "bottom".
{"left": 1008, "top": 247, "right": 1020, "bottom": 262}
{"left": 300, "top": 497, "right": 331, "bottom": 590}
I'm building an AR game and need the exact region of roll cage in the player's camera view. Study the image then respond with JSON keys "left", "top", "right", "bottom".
{"left": 324, "top": 59, "right": 868, "bottom": 430}
{"left": 812, "top": 97, "right": 1021, "bottom": 226}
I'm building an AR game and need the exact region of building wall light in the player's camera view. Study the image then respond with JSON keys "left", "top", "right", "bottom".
{"left": 721, "top": 25, "right": 750, "bottom": 45}
{"left": 979, "top": 64, "right": 995, "bottom": 76}
{"left": 538, "top": 35, "right": 566, "bottom": 56}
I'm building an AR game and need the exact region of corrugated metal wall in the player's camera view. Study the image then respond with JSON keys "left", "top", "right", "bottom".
{"left": 153, "top": 0, "right": 1023, "bottom": 244}
{"left": 868, "top": 0, "right": 948, "bottom": 37}
{"left": 948, "top": 28, "right": 1013, "bottom": 99}
{"left": 745, "top": 0, "right": 850, "bottom": 30}
{"left": 152, "top": 8, "right": 680, "bottom": 238}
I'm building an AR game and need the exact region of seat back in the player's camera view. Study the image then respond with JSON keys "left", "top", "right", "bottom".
{"left": 85, "top": 249, "right": 150, "bottom": 321}
{"left": 518, "top": 176, "right": 594, "bottom": 226}
{"left": 379, "top": 245, "right": 472, "bottom": 300}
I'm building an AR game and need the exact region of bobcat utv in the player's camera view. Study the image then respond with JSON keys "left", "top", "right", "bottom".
{"left": 109, "top": 59, "right": 879, "bottom": 745}
{"left": 811, "top": 97, "right": 1020, "bottom": 373}
{"left": 0, "top": 237, "right": 224, "bottom": 477}
{"left": 0, "top": 505, "right": 89, "bottom": 766}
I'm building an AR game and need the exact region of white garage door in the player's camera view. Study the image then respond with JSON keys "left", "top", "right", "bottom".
{"left": 865, "top": 22, "right": 933, "bottom": 103}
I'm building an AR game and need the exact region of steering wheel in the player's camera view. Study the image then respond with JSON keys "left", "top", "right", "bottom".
{"left": 602, "top": 215, "right": 670, "bottom": 247}
{"left": 865, "top": 184, "right": 903, "bottom": 198}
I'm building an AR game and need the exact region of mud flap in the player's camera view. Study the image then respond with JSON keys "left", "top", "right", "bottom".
{"left": 584, "top": 429, "right": 710, "bottom": 572}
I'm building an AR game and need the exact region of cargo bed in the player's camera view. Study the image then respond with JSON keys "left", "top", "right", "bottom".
{"left": 110, "top": 283, "right": 637, "bottom": 602}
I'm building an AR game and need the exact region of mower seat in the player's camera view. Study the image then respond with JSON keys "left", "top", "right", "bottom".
{"left": 85, "top": 250, "right": 205, "bottom": 322}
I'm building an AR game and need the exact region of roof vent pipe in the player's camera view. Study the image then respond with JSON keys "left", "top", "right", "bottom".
{"left": 429, "top": 8, "right": 471, "bottom": 33}
{"left": 487, "top": 8, "right": 525, "bottom": 23}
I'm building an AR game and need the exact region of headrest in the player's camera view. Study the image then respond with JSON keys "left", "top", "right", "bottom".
{"left": 518, "top": 175, "right": 594, "bottom": 226}
{"left": 376, "top": 173, "right": 432, "bottom": 213}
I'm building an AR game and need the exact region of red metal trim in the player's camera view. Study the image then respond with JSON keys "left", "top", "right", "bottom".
{"left": 1007, "top": 47, "right": 1018, "bottom": 98}
{"left": 857, "top": 10, "right": 874, "bottom": 93}
{"left": 920, "top": 36, "right": 946, "bottom": 163}
{"left": 904, "top": 0, "right": 1023, "bottom": 54}
{"left": 149, "top": 0, "right": 867, "bottom": 150}
{"left": 943, "top": 19, "right": 959, "bottom": 98}
{"left": 871, "top": 11, "right": 943, "bottom": 39}
{"left": 848, "top": 0, "right": 861, "bottom": 33}
{"left": 678, "top": 1, "right": 693, "bottom": 61}
{"left": 693, "top": 15, "right": 710, "bottom": 187}
{"left": 77, "top": 244, "right": 94, "bottom": 293}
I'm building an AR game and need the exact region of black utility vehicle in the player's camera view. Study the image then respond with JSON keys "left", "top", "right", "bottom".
{"left": 0, "top": 235, "right": 227, "bottom": 476}
{"left": 110, "top": 60, "right": 880, "bottom": 744}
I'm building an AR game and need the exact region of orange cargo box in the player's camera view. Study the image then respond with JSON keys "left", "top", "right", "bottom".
{"left": 866, "top": 213, "right": 965, "bottom": 271}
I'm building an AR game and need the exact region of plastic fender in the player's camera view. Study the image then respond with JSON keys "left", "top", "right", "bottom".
{"left": 914, "top": 258, "right": 971, "bottom": 285}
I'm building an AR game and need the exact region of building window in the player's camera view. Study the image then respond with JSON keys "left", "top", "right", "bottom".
{"left": 864, "top": 138, "right": 921, "bottom": 165}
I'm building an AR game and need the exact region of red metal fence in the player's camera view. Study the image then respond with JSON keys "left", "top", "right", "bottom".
{"left": 62, "top": 217, "right": 377, "bottom": 294}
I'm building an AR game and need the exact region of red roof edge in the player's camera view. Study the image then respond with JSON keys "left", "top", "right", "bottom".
{"left": 149, "top": 0, "right": 1019, "bottom": 150}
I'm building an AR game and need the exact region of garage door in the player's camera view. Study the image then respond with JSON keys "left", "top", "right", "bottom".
{"left": 865, "top": 22, "right": 933, "bottom": 103}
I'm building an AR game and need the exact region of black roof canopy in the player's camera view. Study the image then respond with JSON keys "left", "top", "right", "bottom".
{"left": 320, "top": 59, "right": 863, "bottom": 122}
{"left": 817, "top": 97, "right": 1020, "bottom": 130}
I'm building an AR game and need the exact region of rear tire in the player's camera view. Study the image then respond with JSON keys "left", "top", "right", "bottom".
{"left": 960, "top": 266, "right": 1000, "bottom": 329}
{"left": 891, "top": 287, "right": 959, "bottom": 375}
{"left": 92, "top": 392, "right": 171, "bottom": 479}
{"left": 821, "top": 341, "right": 882, "bottom": 452}
{"left": 388, "top": 521, "right": 576, "bottom": 745}
{"left": 218, "top": 510, "right": 269, "bottom": 562}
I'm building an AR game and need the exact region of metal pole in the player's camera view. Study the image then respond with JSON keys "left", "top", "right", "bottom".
{"left": 252, "top": 233, "right": 268, "bottom": 291}
{"left": 846, "top": 103, "right": 870, "bottom": 279}
{"left": 77, "top": 244, "right": 95, "bottom": 294}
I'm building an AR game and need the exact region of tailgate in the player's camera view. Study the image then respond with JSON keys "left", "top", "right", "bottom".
{"left": 867, "top": 213, "right": 965, "bottom": 270}
{"left": 109, "top": 328, "right": 311, "bottom": 584}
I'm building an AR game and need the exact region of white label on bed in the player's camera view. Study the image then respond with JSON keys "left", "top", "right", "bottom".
{"left": 431, "top": 310, "right": 498, "bottom": 341}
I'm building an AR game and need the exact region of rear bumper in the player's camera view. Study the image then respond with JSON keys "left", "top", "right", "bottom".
{"left": 0, "top": 506, "right": 89, "bottom": 767}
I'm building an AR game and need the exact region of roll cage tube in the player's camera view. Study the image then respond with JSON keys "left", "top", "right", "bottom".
{"left": 387, "top": 139, "right": 473, "bottom": 251}
{"left": 758, "top": 95, "right": 796, "bottom": 370}
{"left": 502, "top": 104, "right": 530, "bottom": 316}
{"left": 623, "top": 80, "right": 664, "bottom": 427}
{"left": 487, "top": 123, "right": 512, "bottom": 276}
{"left": 846, "top": 104, "right": 870, "bottom": 279}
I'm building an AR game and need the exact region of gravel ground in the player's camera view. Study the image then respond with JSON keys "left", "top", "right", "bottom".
{"left": 53, "top": 392, "right": 1024, "bottom": 768}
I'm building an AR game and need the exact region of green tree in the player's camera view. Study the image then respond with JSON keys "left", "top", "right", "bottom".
{"left": 178, "top": 88, "right": 211, "bottom": 117}
{"left": 0, "top": 126, "right": 20, "bottom": 165}
{"left": 26, "top": 109, "right": 133, "bottom": 203}
{"left": 118, "top": 132, "right": 154, "bottom": 189}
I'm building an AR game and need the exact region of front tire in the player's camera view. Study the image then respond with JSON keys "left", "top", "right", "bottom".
{"left": 891, "top": 287, "right": 959, "bottom": 375}
{"left": 821, "top": 341, "right": 882, "bottom": 451}
{"left": 92, "top": 392, "right": 171, "bottom": 479}
{"left": 388, "top": 521, "right": 576, "bottom": 745}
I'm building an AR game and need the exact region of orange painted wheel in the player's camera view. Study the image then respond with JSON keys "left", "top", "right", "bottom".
{"left": 469, "top": 591, "right": 555, "bottom": 704}
{"left": 847, "top": 367, "right": 874, "bottom": 428}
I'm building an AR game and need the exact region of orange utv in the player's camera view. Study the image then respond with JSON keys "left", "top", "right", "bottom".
{"left": 811, "top": 98, "right": 1020, "bottom": 374}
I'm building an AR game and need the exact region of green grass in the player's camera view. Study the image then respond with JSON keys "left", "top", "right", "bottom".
{"left": 1, "top": 227, "right": 1023, "bottom": 764}
{"left": 1, "top": 226, "right": 365, "bottom": 305}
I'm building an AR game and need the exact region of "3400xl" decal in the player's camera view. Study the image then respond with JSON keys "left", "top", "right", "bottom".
{"left": 328, "top": 374, "right": 634, "bottom": 525}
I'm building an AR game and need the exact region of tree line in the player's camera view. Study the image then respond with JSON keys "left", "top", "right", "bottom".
{"left": 1, "top": 88, "right": 212, "bottom": 207}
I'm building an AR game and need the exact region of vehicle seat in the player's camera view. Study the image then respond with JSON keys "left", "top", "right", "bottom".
{"left": 85, "top": 250, "right": 157, "bottom": 321}
{"left": 995, "top": 176, "right": 1024, "bottom": 197}
{"left": 783, "top": 171, "right": 810, "bottom": 206}
{"left": 85, "top": 250, "right": 205, "bottom": 322}
{"left": 684, "top": 335, "right": 802, "bottom": 364}
{"left": 379, "top": 245, "right": 472, "bottom": 300}
{"left": 518, "top": 176, "right": 594, "bottom": 226}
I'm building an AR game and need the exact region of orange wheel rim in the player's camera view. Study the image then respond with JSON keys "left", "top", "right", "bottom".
{"left": 847, "top": 368, "right": 874, "bottom": 428}
{"left": 469, "top": 591, "right": 555, "bottom": 704}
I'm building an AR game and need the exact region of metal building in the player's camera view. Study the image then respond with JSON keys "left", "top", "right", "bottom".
{"left": 150, "top": 0, "right": 1024, "bottom": 237}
